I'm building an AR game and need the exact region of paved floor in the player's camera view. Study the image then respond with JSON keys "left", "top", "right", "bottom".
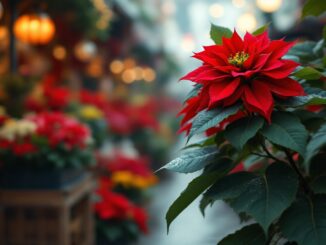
{"left": 137, "top": 172, "right": 244, "bottom": 245}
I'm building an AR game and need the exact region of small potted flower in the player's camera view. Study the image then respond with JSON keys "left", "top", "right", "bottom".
{"left": 0, "top": 111, "right": 94, "bottom": 189}
{"left": 95, "top": 177, "right": 148, "bottom": 245}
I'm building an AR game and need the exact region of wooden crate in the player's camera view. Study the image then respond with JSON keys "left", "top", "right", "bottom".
{"left": 0, "top": 176, "right": 95, "bottom": 245}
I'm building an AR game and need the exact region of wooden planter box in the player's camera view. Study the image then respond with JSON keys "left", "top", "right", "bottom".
{"left": 0, "top": 175, "right": 95, "bottom": 245}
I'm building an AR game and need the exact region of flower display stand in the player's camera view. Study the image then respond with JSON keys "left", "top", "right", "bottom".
{"left": 0, "top": 175, "right": 95, "bottom": 245}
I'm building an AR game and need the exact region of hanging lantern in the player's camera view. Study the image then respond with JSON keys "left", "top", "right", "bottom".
{"left": 14, "top": 14, "right": 55, "bottom": 45}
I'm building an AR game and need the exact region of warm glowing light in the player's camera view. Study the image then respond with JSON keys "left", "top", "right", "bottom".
{"left": 124, "top": 58, "right": 136, "bottom": 69}
{"left": 52, "top": 45, "right": 66, "bottom": 60}
{"left": 87, "top": 58, "right": 103, "bottom": 77}
{"left": 256, "top": 0, "right": 282, "bottom": 13}
{"left": 14, "top": 14, "right": 55, "bottom": 45}
{"left": 181, "top": 34, "right": 195, "bottom": 53}
{"left": 110, "top": 60, "right": 124, "bottom": 74}
{"left": 237, "top": 13, "right": 257, "bottom": 32}
{"left": 209, "top": 3, "right": 224, "bottom": 18}
{"left": 143, "top": 68, "right": 156, "bottom": 82}
{"left": 232, "top": 0, "right": 246, "bottom": 8}
{"left": 122, "top": 69, "right": 136, "bottom": 84}
{"left": 0, "top": 26, "right": 8, "bottom": 49}
{"left": 74, "top": 41, "right": 97, "bottom": 61}
{"left": 92, "top": 0, "right": 113, "bottom": 30}
{"left": 134, "top": 67, "right": 143, "bottom": 80}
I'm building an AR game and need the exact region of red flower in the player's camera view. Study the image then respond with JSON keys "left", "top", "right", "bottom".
{"left": 44, "top": 87, "right": 70, "bottom": 110}
{"left": 95, "top": 187, "right": 131, "bottom": 220}
{"left": 29, "top": 112, "right": 90, "bottom": 149}
{"left": 103, "top": 153, "right": 153, "bottom": 178}
{"left": 179, "top": 31, "right": 304, "bottom": 133}
{"left": 0, "top": 139, "right": 12, "bottom": 149}
{"left": 94, "top": 178, "right": 149, "bottom": 234}
{"left": 130, "top": 206, "right": 148, "bottom": 234}
{"left": 79, "top": 90, "right": 107, "bottom": 109}
{"left": 12, "top": 141, "right": 37, "bottom": 156}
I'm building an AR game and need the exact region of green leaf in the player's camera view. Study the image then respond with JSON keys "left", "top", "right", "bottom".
{"left": 218, "top": 224, "right": 266, "bottom": 245}
{"left": 302, "top": 0, "right": 326, "bottom": 18}
{"left": 160, "top": 146, "right": 219, "bottom": 173}
{"left": 293, "top": 67, "right": 322, "bottom": 80}
{"left": 289, "top": 41, "right": 316, "bottom": 57}
{"left": 204, "top": 172, "right": 256, "bottom": 201}
{"left": 305, "top": 124, "right": 326, "bottom": 169}
{"left": 280, "top": 87, "right": 326, "bottom": 107}
{"left": 252, "top": 23, "right": 270, "bottom": 36}
{"left": 261, "top": 112, "right": 308, "bottom": 157}
{"left": 231, "top": 163, "right": 298, "bottom": 233}
{"left": 224, "top": 116, "right": 264, "bottom": 150}
{"left": 280, "top": 195, "right": 326, "bottom": 245}
{"left": 210, "top": 24, "right": 232, "bottom": 45}
{"left": 200, "top": 172, "right": 255, "bottom": 215}
{"left": 166, "top": 171, "right": 220, "bottom": 232}
{"left": 184, "top": 84, "right": 202, "bottom": 102}
{"left": 189, "top": 103, "right": 241, "bottom": 139}
{"left": 311, "top": 176, "right": 326, "bottom": 194}
{"left": 181, "top": 136, "right": 216, "bottom": 150}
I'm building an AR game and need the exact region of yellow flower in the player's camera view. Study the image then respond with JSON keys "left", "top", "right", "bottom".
{"left": 111, "top": 171, "right": 158, "bottom": 189}
{"left": 79, "top": 105, "right": 103, "bottom": 120}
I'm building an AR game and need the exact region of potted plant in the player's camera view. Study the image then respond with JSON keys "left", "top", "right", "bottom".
{"left": 161, "top": 12, "right": 326, "bottom": 245}
{"left": 0, "top": 111, "right": 94, "bottom": 189}
{"left": 94, "top": 177, "right": 148, "bottom": 245}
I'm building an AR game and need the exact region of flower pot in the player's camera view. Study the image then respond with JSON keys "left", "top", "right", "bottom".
{"left": 0, "top": 168, "right": 88, "bottom": 189}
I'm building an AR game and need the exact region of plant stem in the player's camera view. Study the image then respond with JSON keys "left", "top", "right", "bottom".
{"left": 284, "top": 149, "right": 312, "bottom": 195}
{"left": 260, "top": 143, "right": 287, "bottom": 164}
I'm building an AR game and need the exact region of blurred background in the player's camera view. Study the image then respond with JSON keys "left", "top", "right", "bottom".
{"left": 0, "top": 0, "right": 324, "bottom": 244}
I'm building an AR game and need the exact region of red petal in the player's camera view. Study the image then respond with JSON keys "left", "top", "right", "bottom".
{"left": 209, "top": 78, "right": 240, "bottom": 107}
{"left": 262, "top": 60, "right": 298, "bottom": 79}
{"left": 264, "top": 77, "right": 305, "bottom": 97}
{"left": 230, "top": 30, "right": 244, "bottom": 51}
{"left": 253, "top": 53, "right": 271, "bottom": 70}
{"left": 180, "top": 66, "right": 208, "bottom": 81}
{"left": 223, "top": 85, "right": 245, "bottom": 106}
{"left": 267, "top": 39, "right": 296, "bottom": 60}
{"left": 177, "top": 123, "right": 192, "bottom": 135}
{"left": 243, "top": 81, "right": 273, "bottom": 121}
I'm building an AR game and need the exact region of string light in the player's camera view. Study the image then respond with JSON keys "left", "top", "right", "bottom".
{"left": 209, "top": 4, "right": 224, "bottom": 18}
{"left": 232, "top": 0, "right": 246, "bottom": 8}
{"left": 237, "top": 13, "right": 257, "bottom": 32}
{"left": 256, "top": 0, "right": 282, "bottom": 13}
{"left": 123, "top": 58, "right": 136, "bottom": 69}
{"left": 92, "top": 0, "right": 113, "bottom": 30}
{"left": 134, "top": 67, "right": 143, "bottom": 80}
{"left": 52, "top": 45, "right": 66, "bottom": 60}
{"left": 110, "top": 60, "right": 124, "bottom": 74}
{"left": 122, "top": 69, "right": 136, "bottom": 84}
{"left": 74, "top": 41, "right": 97, "bottom": 61}
{"left": 143, "top": 68, "right": 156, "bottom": 82}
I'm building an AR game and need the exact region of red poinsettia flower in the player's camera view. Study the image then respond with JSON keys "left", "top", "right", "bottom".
{"left": 179, "top": 30, "right": 304, "bottom": 133}
{"left": 12, "top": 141, "right": 38, "bottom": 156}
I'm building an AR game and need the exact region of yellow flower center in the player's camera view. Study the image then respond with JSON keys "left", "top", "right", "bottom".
{"left": 228, "top": 51, "right": 249, "bottom": 67}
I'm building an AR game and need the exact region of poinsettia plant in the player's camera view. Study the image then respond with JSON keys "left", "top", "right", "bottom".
{"left": 161, "top": 10, "right": 326, "bottom": 245}
{"left": 94, "top": 177, "right": 149, "bottom": 244}
{"left": 0, "top": 112, "right": 94, "bottom": 169}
